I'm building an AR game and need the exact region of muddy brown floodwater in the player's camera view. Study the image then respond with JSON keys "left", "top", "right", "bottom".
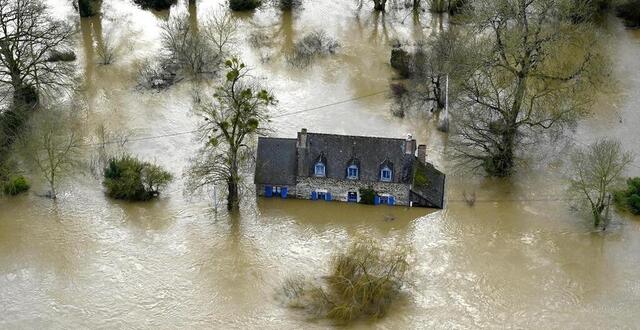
{"left": 1, "top": 0, "right": 640, "bottom": 328}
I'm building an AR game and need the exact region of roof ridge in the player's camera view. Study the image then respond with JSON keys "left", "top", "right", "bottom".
{"left": 306, "top": 131, "right": 413, "bottom": 142}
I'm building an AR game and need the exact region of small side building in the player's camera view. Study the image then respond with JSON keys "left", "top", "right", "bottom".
{"left": 254, "top": 129, "right": 445, "bottom": 208}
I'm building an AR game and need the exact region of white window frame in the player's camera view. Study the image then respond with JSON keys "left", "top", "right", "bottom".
{"left": 347, "top": 165, "right": 359, "bottom": 180}
{"left": 380, "top": 167, "right": 392, "bottom": 182}
{"left": 314, "top": 162, "right": 326, "bottom": 177}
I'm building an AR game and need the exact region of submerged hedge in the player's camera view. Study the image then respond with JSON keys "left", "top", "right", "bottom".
{"left": 2, "top": 176, "right": 30, "bottom": 196}
{"left": 103, "top": 155, "right": 172, "bottom": 201}
{"left": 133, "top": 0, "right": 177, "bottom": 10}
{"left": 229, "top": 0, "right": 261, "bottom": 11}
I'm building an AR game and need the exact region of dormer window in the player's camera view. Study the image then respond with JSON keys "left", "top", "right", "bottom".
{"left": 380, "top": 166, "right": 392, "bottom": 182}
{"left": 347, "top": 165, "right": 359, "bottom": 180}
{"left": 314, "top": 162, "right": 326, "bottom": 177}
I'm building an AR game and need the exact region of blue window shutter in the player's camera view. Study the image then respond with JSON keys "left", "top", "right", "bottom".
{"left": 374, "top": 196, "right": 380, "bottom": 205}
{"left": 281, "top": 187, "right": 288, "bottom": 199}
{"left": 325, "top": 192, "right": 332, "bottom": 201}
{"left": 311, "top": 191, "right": 317, "bottom": 200}
{"left": 265, "top": 186, "right": 273, "bottom": 197}
{"left": 389, "top": 196, "right": 395, "bottom": 205}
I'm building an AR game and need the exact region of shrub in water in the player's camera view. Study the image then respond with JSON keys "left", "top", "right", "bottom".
{"left": 229, "top": 0, "right": 261, "bottom": 11}
{"left": 358, "top": 187, "right": 377, "bottom": 205}
{"left": 282, "top": 238, "right": 410, "bottom": 323}
{"left": 277, "top": 0, "right": 301, "bottom": 10}
{"left": 47, "top": 50, "right": 77, "bottom": 62}
{"left": 133, "top": 0, "right": 177, "bottom": 10}
{"left": 2, "top": 176, "right": 30, "bottom": 196}
{"left": 103, "top": 155, "right": 172, "bottom": 201}
{"left": 287, "top": 30, "right": 339, "bottom": 67}
{"left": 614, "top": 177, "right": 640, "bottom": 215}
{"left": 616, "top": 0, "right": 640, "bottom": 28}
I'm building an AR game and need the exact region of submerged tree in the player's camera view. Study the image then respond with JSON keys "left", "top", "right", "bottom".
{"left": 77, "top": 0, "right": 102, "bottom": 17}
{"left": 20, "top": 109, "right": 81, "bottom": 199}
{"left": 453, "top": 0, "right": 607, "bottom": 176}
{"left": 161, "top": 11, "right": 238, "bottom": 78}
{"left": 0, "top": 0, "right": 75, "bottom": 149}
{"left": 0, "top": 0, "right": 74, "bottom": 105}
{"left": 186, "top": 58, "right": 275, "bottom": 211}
{"left": 569, "top": 139, "right": 632, "bottom": 229}
{"left": 372, "top": 0, "right": 387, "bottom": 11}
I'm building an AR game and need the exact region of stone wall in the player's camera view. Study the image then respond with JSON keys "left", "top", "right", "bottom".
{"left": 295, "top": 177, "right": 411, "bottom": 205}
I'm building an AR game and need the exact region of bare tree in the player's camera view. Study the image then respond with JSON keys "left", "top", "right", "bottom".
{"left": 161, "top": 12, "right": 219, "bottom": 78}
{"left": 569, "top": 139, "right": 632, "bottom": 229}
{"left": 411, "top": 29, "right": 471, "bottom": 114}
{"left": 0, "top": 0, "right": 75, "bottom": 106}
{"left": 21, "top": 108, "right": 81, "bottom": 199}
{"left": 186, "top": 58, "right": 275, "bottom": 211}
{"left": 452, "top": 0, "right": 606, "bottom": 176}
{"left": 202, "top": 11, "right": 238, "bottom": 57}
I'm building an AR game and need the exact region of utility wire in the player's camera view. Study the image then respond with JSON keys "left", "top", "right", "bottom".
{"left": 271, "top": 90, "right": 387, "bottom": 118}
{"left": 74, "top": 90, "right": 388, "bottom": 148}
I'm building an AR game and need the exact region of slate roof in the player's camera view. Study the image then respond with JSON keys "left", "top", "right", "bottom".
{"left": 302, "top": 133, "right": 415, "bottom": 183}
{"left": 254, "top": 137, "right": 297, "bottom": 185}
{"left": 410, "top": 161, "right": 446, "bottom": 209}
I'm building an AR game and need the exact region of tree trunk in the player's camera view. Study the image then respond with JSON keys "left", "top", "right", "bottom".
{"left": 485, "top": 131, "right": 515, "bottom": 176}
{"left": 373, "top": 0, "right": 386, "bottom": 11}
{"left": 486, "top": 71, "right": 528, "bottom": 176}
{"left": 79, "top": 0, "right": 101, "bottom": 17}
{"left": 227, "top": 180, "right": 238, "bottom": 211}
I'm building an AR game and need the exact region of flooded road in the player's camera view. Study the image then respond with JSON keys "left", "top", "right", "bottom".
{"left": 1, "top": 0, "right": 640, "bottom": 328}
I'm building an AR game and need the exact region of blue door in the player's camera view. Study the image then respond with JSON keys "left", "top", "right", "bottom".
{"left": 374, "top": 196, "right": 380, "bottom": 205}
{"left": 265, "top": 185, "right": 273, "bottom": 197}
{"left": 325, "top": 192, "right": 332, "bottom": 201}
{"left": 311, "top": 191, "right": 318, "bottom": 200}
{"left": 281, "top": 187, "right": 288, "bottom": 199}
{"left": 388, "top": 196, "right": 395, "bottom": 206}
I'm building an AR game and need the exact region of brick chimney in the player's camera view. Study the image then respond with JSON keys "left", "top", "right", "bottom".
{"left": 297, "top": 128, "right": 308, "bottom": 176}
{"left": 404, "top": 133, "right": 416, "bottom": 155}
{"left": 417, "top": 144, "right": 426, "bottom": 163}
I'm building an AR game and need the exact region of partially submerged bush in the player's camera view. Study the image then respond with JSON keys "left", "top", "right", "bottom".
{"left": 282, "top": 238, "right": 410, "bottom": 324}
{"left": 2, "top": 175, "right": 30, "bottom": 196}
{"left": 390, "top": 46, "right": 412, "bottom": 78}
{"left": 287, "top": 30, "right": 339, "bottom": 67}
{"left": 229, "top": 0, "right": 261, "bottom": 11}
{"left": 614, "top": 177, "right": 640, "bottom": 215}
{"left": 428, "top": 0, "right": 467, "bottom": 14}
{"left": 358, "top": 187, "right": 377, "bottom": 205}
{"left": 136, "top": 59, "right": 178, "bottom": 90}
{"left": 616, "top": 0, "right": 640, "bottom": 28}
{"left": 46, "top": 50, "right": 77, "bottom": 62}
{"left": 133, "top": 0, "right": 176, "bottom": 10}
{"left": 103, "top": 155, "right": 172, "bottom": 201}
{"left": 79, "top": 0, "right": 101, "bottom": 17}
{"left": 277, "top": 0, "right": 301, "bottom": 10}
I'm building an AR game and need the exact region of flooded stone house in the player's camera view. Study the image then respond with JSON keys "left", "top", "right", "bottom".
{"left": 255, "top": 129, "right": 445, "bottom": 208}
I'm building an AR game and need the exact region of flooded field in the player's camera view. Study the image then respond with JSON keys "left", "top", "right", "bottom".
{"left": 1, "top": 0, "right": 639, "bottom": 328}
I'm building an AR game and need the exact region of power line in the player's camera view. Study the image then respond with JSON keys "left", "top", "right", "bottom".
{"left": 271, "top": 90, "right": 387, "bottom": 118}
{"left": 75, "top": 129, "right": 204, "bottom": 148}
{"left": 74, "top": 91, "right": 388, "bottom": 148}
